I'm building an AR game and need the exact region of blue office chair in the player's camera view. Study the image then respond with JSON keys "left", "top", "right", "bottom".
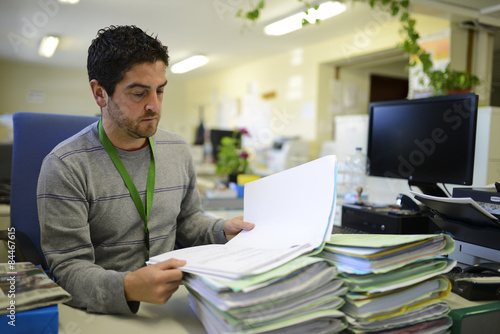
{"left": 5, "top": 112, "right": 99, "bottom": 270}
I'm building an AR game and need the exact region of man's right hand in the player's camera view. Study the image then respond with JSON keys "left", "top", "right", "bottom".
{"left": 123, "top": 258, "right": 186, "bottom": 304}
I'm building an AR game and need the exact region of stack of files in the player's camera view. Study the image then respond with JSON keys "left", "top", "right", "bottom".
{"left": 0, "top": 262, "right": 72, "bottom": 313}
{"left": 318, "top": 234, "right": 456, "bottom": 334}
{"left": 184, "top": 256, "right": 348, "bottom": 333}
{"left": 149, "top": 156, "right": 349, "bottom": 333}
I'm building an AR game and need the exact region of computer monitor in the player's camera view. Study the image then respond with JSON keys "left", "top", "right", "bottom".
{"left": 209, "top": 129, "right": 240, "bottom": 163}
{"left": 367, "top": 93, "right": 478, "bottom": 197}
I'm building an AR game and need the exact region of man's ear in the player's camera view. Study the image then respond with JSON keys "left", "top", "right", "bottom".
{"left": 90, "top": 79, "right": 108, "bottom": 108}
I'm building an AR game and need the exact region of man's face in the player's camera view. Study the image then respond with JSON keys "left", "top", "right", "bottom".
{"left": 104, "top": 61, "right": 168, "bottom": 140}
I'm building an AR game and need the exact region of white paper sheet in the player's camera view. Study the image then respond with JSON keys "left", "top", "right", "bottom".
{"left": 230, "top": 155, "right": 337, "bottom": 249}
{"left": 148, "top": 155, "right": 338, "bottom": 279}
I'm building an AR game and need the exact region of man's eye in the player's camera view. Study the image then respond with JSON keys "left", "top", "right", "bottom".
{"left": 157, "top": 90, "right": 164, "bottom": 95}
{"left": 132, "top": 91, "right": 146, "bottom": 98}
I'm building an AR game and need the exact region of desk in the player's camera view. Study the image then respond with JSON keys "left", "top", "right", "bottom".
{"left": 59, "top": 285, "right": 205, "bottom": 334}
{"left": 0, "top": 204, "right": 9, "bottom": 229}
{"left": 57, "top": 286, "right": 498, "bottom": 334}
{"left": 56, "top": 208, "right": 498, "bottom": 333}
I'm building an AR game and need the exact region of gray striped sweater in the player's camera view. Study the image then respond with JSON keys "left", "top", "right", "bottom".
{"left": 37, "top": 121, "right": 225, "bottom": 314}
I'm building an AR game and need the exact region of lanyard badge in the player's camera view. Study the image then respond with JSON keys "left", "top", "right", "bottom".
{"left": 98, "top": 119, "right": 156, "bottom": 260}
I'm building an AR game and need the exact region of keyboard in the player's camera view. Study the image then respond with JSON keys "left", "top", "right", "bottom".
{"left": 332, "top": 225, "right": 369, "bottom": 234}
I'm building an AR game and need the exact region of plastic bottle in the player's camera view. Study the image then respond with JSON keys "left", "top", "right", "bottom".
{"left": 336, "top": 156, "right": 350, "bottom": 198}
{"left": 344, "top": 147, "right": 369, "bottom": 204}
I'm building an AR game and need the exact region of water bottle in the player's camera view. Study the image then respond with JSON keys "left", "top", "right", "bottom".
{"left": 336, "top": 156, "right": 350, "bottom": 198}
{"left": 344, "top": 147, "right": 369, "bottom": 204}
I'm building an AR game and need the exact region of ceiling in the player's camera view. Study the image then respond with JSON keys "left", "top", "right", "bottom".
{"left": 0, "top": 0, "right": 499, "bottom": 80}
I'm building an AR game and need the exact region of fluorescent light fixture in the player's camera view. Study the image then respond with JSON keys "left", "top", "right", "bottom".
{"left": 58, "top": 0, "right": 80, "bottom": 4}
{"left": 171, "top": 55, "right": 209, "bottom": 74}
{"left": 265, "top": 1, "right": 346, "bottom": 36}
{"left": 38, "top": 35, "right": 60, "bottom": 58}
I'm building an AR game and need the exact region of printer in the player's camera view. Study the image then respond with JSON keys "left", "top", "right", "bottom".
{"left": 453, "top": 186, "right": 500, "bottom": 216}
{"left": 266, "top": 137, "right": 309, "bottom": 173}
{"left": 424, "top": 185, "right": 500, "bottom": 266}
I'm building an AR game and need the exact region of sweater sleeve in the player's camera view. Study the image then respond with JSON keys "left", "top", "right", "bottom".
{"left": 174, "top": 154, "right": 227, "bottom": 247}
{"left": 38, "top": 153, "right": 138, "bottom": 315}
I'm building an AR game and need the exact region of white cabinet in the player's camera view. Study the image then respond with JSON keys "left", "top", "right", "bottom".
{"left": 333, "top": 114, "right": 369, "bottom": 159}
{"left": 473, "top": 106, "right": 500, "bottom": 186}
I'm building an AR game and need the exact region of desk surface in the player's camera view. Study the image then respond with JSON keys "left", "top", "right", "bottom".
{"left": 59, "top": 285, "right": 205, "bottom": 334}
{"left": 56, "top": 209, "right": 495, "bottom": 333}
{"left": 58, "top": 285, "right": 494, "bottom": 334}
{"left": 0, "top": 204, "right": 9, "bottom": 215}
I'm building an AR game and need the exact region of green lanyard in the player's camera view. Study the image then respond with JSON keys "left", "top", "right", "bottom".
{"left": 98, "top": 119, "right": 155, "bottom": 260}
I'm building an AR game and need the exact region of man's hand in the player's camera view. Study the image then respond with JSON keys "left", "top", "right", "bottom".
{"left": 123, "top": 258, "right": 186, "bottom": 304}
{"left": 223, "top": 216, "right": 255, "bottom": 241}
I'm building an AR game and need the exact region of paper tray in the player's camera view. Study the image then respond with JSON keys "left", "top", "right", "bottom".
{"left": 413, "top": 194, "right": 500, "bottom": 228}
{"left": 430, "top": 214, "right": 500, "bottom": 251}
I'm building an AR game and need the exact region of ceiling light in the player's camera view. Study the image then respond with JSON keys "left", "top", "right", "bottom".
{"left": 171, "top": 55, "right": 209, "bottom": 74}
{"left": 264, "top": 1, "right": 346, "bottom": 36}
{"left": 57, "top": 0, "right": 80, "bottom": 4}
{"left": 38, "top": 35, "right": 59, "bottom": 58}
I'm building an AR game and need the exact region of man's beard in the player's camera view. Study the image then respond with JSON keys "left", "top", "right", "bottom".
{"left": 106, "top": 97, "right": 159, "bottom": 139}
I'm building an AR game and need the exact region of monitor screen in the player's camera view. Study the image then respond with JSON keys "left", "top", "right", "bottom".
{"left": 367, "top": 93, "right": 478, "bottom": 196}
{"left": 209, "top": 129, "right": 240, "bottom": 163}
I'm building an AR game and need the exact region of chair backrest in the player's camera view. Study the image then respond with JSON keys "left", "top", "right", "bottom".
{"left": 10, "top": 112, "right": 99, "bottom": 269}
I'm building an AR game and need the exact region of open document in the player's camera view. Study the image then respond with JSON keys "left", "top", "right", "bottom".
{"left": 147, "top": 155, "right": 338, "bottom": 279}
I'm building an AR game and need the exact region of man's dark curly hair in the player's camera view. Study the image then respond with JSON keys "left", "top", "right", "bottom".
{"left": 87, "top": 25, "right": 169, "bottom": 97}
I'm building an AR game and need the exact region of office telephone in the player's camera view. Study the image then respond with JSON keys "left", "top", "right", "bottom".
{"left": 463, "top": 263, "right": 500, "bottom": 276}
{"left": 446, "top": 263, "right": 500, "bottom": 301}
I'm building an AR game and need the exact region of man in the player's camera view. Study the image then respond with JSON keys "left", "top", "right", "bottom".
{"left": 37, "top": 25, "right": 254, "bottom": 314}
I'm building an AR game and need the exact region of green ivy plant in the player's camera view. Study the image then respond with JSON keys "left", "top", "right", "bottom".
{"left": 237, "top": 0, "right": 320, "bottom": 27}
{"left": 237, "top": 0, "right": 480, "bottom": 95}
{"left": 359, "top": 0, "right": 480, "bottom": 95}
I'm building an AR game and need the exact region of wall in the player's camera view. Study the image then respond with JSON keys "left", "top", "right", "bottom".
{"left": 0, "top": 13, "right": 450, "bottom": 155}
{"left": 0, "top": 59, "right": 188, "bottom": 141}
{"left": 183, "top": 13, "right": 449, "bottom": 158}
{"left": 0, "top": 59, "right": 96, "bottom": 117}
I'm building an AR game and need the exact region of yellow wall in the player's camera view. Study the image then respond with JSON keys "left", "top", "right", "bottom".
{"left": 0, "top": 60, "right": 96, "bottom": 117}
{"left": 183, "top": 13, "right": 449, "bottom": 156}
{"left": 0, "top": 12, "right": 449, "bottom": 153}
{"left": 0, "top": 59, "right": 187, "bottom": 141}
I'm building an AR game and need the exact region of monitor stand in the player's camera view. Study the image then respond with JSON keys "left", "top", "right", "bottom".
{"left": 409, "top": 180, "right": 448, "bottom": 197}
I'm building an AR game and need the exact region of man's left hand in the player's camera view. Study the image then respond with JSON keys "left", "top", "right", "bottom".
{"left": 223, "top": 216, "right": 255, "bottom": 241}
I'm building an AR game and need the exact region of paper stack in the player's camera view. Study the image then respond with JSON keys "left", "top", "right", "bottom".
{"left": 184, "top": 256, "right": 347, "bottom": 333}
{"left": 0, "top": 262, "right": 72, "bottom": 314}
{"left": 319, "top": 234, "right": 456, "bottom": 334}
{"left": 149, "top": 156, "right": 349, "bottom": 333}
